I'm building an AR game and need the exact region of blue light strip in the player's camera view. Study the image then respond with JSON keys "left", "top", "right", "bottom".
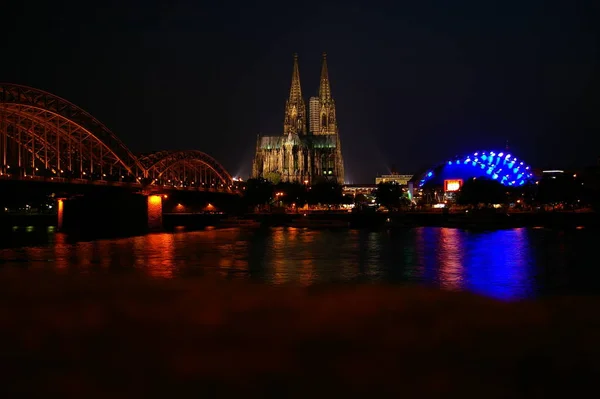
{"left": 418, "top": 150, "right": 536, "bottom": 188}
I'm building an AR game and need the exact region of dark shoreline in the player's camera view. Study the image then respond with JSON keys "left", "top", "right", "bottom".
{"left": 221, "top": 211, "right": 600, "bottom": 230}
{"left": 1, "top": 211, "right": 599, "bottom": 233}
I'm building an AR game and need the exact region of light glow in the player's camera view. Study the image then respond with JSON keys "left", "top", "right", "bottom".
{"left": 444, "top": 179, "right": 462, "bottom": 192}
{"left": 419, "top": 150, "right": 536, "bottom": 188}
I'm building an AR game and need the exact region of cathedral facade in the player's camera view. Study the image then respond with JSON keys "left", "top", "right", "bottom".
{"left": 252, "top": 53, "right": 345, "bottom": 185}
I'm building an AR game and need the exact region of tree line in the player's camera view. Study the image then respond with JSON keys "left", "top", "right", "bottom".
{"left": 243, "top": 167, "right": 600, "bottom": 212}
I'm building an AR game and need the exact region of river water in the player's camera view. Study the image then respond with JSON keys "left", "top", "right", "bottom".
{"left": 1, "top": 226, "right": 599, "bottom": 300}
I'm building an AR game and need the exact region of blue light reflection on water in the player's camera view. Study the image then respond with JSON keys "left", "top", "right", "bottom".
{"left": 0, "top": 226, "right": 598, "bottom": 300}
{"left": 461, "top": 228, "right": 533, "bottom": 300}
{"left": 409, "top": 227, "right": 533, "bottom": 299}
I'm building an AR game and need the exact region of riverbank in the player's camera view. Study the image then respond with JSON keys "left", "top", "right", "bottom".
{"left": 230, "top": 210, "right": 600, "bottom": 230}
{"left": 2, "top": 210, "right": 598, "bottom": 235}
{"left": 0, "top": 271, "right": 598, "bottom": 397}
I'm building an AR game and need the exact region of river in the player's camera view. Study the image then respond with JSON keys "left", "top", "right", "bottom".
{"left": 1, "top": 225, "right": 598, "bottom": 300}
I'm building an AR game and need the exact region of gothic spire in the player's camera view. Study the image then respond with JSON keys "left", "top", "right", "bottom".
{"left": 283, "top": 53, "right": 306, "bottom": 135}
{"left": 319, "top": 52, "right": 331, "bottom": 100}
{"left": 288, "top": 53, "right": 303, "bottom": 102}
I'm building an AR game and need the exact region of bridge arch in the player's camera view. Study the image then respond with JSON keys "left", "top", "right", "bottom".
{"left": 418, "top": 149, "right": 536, "bottom": 188}
{"left": 0, "top": 83, "right": 144, "bottom": 180}
{"left": 139, "top": 150, "right": 233, "bottom": 190}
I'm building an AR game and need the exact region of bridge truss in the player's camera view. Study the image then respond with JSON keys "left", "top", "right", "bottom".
{"left": 140, "top": 150, "right": 233, "bottom": 189}
{"left": 0, "top": 83, "right": 236, "bottom": 192}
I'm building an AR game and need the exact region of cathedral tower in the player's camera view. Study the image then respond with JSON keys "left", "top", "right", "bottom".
{"left": 283, "top": 54, "right": 306, "bottom": 136}
{"left": 252, "top": 53, "right": 345, "bottom": 185}
{"left": 316, "top": 52, "right": 337, "bottom": 135}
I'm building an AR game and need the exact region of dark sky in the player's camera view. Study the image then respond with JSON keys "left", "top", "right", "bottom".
{"left": 2, "top": 0, "right": 598, "bottom": 183}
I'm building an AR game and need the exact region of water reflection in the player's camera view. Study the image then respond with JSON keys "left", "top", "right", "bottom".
{"left": 1, "top": 226, "right": 598, "bottom": 300}
{"left": 412, "top": 228, "right": 534, "bottom": 299}
{"left": 270, "top": 228, "right": 289, "bottom": 284}
{"left": 438, "top": 228, "right": 465, "bottom": 291}
{"left": 143, "top": 233, "right": 176, "bottom": 278}
{"left": 416, "top": 227, "right": 441, "bottom": 285}
{"left": 463, "top": 228, "right": 532, "bottom": 300}
{"left": 53, "top": 233, "right": 69, "bottom": 270}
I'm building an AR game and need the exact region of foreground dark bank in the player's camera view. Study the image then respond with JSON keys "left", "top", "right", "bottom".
{"left": 1, "top": 272, "right": 599, "bottom": 397}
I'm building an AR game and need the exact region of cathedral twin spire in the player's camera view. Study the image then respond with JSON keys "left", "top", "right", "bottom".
{"left": 283, "top": 53, "right": 334, "bottom": 136}
{"left": 253, "top": 53, "right": 345, "bottom": 185}
{"left": 289, "top": 53, "right": 303, "bottom": 103}
{"left": 318, "top": 52, "right": 332, "bottom": 100}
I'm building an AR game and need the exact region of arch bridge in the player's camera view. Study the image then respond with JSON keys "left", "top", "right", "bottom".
{"left": 0, "top": 83, "right": 237, "bottom": 193}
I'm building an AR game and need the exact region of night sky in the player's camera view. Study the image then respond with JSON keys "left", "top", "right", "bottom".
{"left": 2, "top": 0, "right": 598, "bottom": 183}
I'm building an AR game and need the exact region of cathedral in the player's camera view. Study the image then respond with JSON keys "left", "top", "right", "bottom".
{"left": 251, "top": 53, "right": 345, "bottom": 185}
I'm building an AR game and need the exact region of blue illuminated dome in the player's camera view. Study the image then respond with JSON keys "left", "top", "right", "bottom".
{"left": 418, "top": 150, "right": 536, "bottom": 188}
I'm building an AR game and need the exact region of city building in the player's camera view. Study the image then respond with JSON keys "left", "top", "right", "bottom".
{"left": 375, "top": 173, "right": 413, "bottom": 186}
{"left": 342, "top": 184, "right": 377, "bottom": 196}
{"left": 252, "top": 53, "right": 345, "bottom": 185}
{"left": 342, "top": 184, "right": 377, "bottom": 206}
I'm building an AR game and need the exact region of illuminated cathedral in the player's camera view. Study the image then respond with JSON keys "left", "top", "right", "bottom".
{"left": 251, "top": 53, "right": 345, "bottom": 185}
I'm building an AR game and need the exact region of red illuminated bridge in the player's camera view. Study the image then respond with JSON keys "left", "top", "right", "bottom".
{"left": 0, "top": 83, "right": 239, "bottom": 194}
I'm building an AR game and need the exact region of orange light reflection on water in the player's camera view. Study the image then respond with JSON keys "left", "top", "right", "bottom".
{"left": 57, "top": 199, "right": 64, "bottom": 230}
{"left": 144, "top": 233, "right": 176, "bottom": 278}
{"left": 298, "top": 229, "right": 316, "bottom": 285}
{"left": 299, "top": 258, "right": 315, "bottom": 286}
{"left": 53, "top": 233, "right": 69, "bottom": 270}
{"left": 270, "top": 228, "right": 288, "bottom": 284}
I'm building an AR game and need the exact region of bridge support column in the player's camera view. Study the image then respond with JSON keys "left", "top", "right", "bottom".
{"left": 147, "top": 195, "right": 163, "bottom": 231}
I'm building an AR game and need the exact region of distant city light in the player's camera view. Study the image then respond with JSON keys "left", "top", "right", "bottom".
{"left": 444, "top": 179, "right": 462, "bottom": 192}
